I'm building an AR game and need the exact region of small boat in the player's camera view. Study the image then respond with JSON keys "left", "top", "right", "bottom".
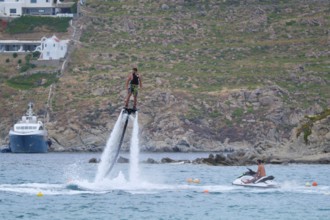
{"left": 9, "top": 102, "right": 48, "bottom": 153}
{"left": 0, "top": 146, "right": 11, "bottom": 153}
{"left": 232, "top": 168, "right": 279, "bottom": 188}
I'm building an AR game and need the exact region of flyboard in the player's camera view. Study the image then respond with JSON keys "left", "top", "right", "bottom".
{"left": 103, "top": 107, "right": 137, "bottom": 178}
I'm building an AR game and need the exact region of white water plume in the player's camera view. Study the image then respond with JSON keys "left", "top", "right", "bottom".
{"left": 94, "top": 110, "right": 125, "bottom": 182}
{"left": 129, "top": 112, "right": 140, "bottom": 183}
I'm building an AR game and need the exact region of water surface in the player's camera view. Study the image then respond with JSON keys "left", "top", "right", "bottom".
{"left": 0, "top": 152, "right": 329, "bottom": 220}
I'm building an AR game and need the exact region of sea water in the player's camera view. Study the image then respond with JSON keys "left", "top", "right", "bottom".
{"left": 0, "top": 152, "right": 329, "bottom": 220}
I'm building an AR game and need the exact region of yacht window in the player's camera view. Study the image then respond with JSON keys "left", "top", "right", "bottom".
{"left": 39, "top": 126, "right": 44, "bottom": 130}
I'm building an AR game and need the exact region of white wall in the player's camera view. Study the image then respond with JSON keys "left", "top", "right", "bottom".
{"left": 22, "top": 0, "right": 54, "bottom": 8}
{"left": 0, "top": 2, "right": 23, "bottom": 16}
{"left": 0, "top": 0, "right": 54, "bottom": 16}
{"left": 36, "top": 35, "right": 69, "bottom": 60}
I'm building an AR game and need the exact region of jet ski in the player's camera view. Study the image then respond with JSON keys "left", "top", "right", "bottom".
{"left": 232, "top": 168, "right": 279, "bottom": 188}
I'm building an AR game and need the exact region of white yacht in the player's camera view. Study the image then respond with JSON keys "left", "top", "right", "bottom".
{"left": 9, "top": 102, "right": 48, "bottom": 153}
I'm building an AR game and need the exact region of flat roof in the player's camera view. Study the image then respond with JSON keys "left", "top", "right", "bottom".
{"left": 0, "top": 40, "right": 41, "bottom": 44}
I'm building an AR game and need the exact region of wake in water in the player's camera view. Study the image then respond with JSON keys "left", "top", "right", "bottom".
{"left": 3, "top": 178, "right": 330, "bottom": 196}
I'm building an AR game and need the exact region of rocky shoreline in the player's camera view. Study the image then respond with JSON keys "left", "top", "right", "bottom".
{"left": 88, "top": 147, "right": 330, "bottom": 165}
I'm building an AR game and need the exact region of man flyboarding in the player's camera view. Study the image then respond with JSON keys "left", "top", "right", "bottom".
{"left": 124, "top": 67, "right": 142, "bottom": 111}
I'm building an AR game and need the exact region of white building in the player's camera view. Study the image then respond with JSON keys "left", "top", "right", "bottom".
{"left": 0, "top": 35, "right": 69, "bottom": 60}
{"left": 0, "top": 39, "right": 41, "bottom": 52}
{"left": 36, "top": 35, "right": 69, "bottom": 60}
{"left": 0, "top": 0, "right": 75, "bottom": 17}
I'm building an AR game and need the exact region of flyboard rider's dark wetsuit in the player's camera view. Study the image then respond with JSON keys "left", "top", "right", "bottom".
{"left": 125, "top": 68, "right": 142, "bottom": 110}
{"left": 129, "top": 72, "right": 140, "bottom": 97}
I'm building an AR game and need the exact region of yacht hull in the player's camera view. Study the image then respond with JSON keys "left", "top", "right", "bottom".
{"left": 9, "top": 132, "right": 48, "bottom": 153}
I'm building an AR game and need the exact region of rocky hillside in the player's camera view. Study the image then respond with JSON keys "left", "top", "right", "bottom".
{"left": 0, "top": 0, "right": 329, "bottom": 160}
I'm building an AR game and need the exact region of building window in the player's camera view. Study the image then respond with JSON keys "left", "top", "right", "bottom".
{"left": 10, "top": 9, "right": 17, "bottom": 14}
{"left": 31, "top": 0, "right": 37, "bottom": 3}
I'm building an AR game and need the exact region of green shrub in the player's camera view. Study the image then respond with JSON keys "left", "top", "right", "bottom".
{"left": 13, "top": 53, "right": 18, "bottom": 58}
{"left": 232, "top": 108, "right": 244, "bottom": 118}
{"left": 209, "top": 110, "right": 221, "bottom": 118}
{"left": 6, "top": 16, "right": 71, "bottom": 34}
{"left": 296, "top": 109, "right": 330, "bottom": 144}
{"left": 285, "top": 20, "right": 296, "bottom": 26}
{"left": 32, "top": 51, "right": 41, "bottom": 59}
{"left": 71, "top": 2, "right": 78, "bottom": 14}
{"left": 19, "top": 63, "right": 36, "bottom": 73}
{"left": 6, "top": 72, "right": 59, "bottom": 89}
{"left": 25, "top": 54, "right": 32, "bottom": 63}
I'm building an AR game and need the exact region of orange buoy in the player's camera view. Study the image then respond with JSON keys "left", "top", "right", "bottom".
{"left": 203, "top": 189, "right": 209, "bottom": 193}
{"left": 186, "top": 178, "right": 193, "bottom": 183}
{"left": 312, "top": 181, "right": 318, "bottom": 187}
{"left": 193, "top": 179, "right": 200, "bottom": 184}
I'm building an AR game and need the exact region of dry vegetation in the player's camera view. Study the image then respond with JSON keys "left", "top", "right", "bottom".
{"left": 0, "top": 0, "right": 329, "bottom": 149}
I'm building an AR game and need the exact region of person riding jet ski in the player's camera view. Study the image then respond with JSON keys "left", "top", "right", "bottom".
{"left": 242, "top": 159, "right": 266, "bottom": 184}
